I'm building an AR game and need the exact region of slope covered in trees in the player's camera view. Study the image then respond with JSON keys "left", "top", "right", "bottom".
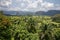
{"left": 52, "top": 14, "right": 60, "bottom": 23}
{"left": 0, "top": 11, "right": 60, "bottom": 40}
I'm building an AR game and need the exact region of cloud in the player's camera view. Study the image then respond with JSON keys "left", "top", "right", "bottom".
{"left": 8, "top": 7, "right": 21, "bottom": 11}
{"left": 38, "top": 2, "right": 55, "bottom": 11}
{"left": 26, "top": 0, "right": 55, "bottom": 11}
{"left": 21, "top": 0, "right": 55, "bottom": 11}
{"left": 27, "top": 2, "right": 37, "bottom": 8}
{"left": 7, "top": 7, "right": 29, "bottom": 11}
{"left": 53, "top": 4, "right": 60, "bottom": 10}
{"left": 0, "top": 0, "right": 60, "bottom": 11}
{"left": 26, "top": 0, "right": 43, "bottom": 8}
{"left": 41, "top": 2, "right": 54, "bottom": 8}
{"left": 0, "top": 0, "right": 12, "bottom": 6}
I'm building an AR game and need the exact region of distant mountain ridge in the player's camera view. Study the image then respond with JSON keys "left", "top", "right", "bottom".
{"left": 3, "top": 11, "right": 34, "bottom": 16}
{"left": 3, "top": 10, "right": 60, "bottom": 16}
{"left": 35, "top": 10, "right": 60, "bottom": 16}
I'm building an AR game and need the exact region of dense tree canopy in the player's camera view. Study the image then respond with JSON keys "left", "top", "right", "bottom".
{"left": 52, "top": 14, "right": 60, "bottom": 23}
{"left": 0, "top": 12, "right": 60, "bottom": 40}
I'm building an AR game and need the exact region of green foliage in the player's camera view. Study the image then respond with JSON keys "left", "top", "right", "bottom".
{"left": 0, "top": 15, "right": 60, "bottom": 40}
{"left": 0, "top": 14, "right": 12, "bottom": 40}
{"left": 26, "top": 17, "right": 37, "bottom": 33}
{"left": 52, "top": 14, "right": 60, "bottom": 23}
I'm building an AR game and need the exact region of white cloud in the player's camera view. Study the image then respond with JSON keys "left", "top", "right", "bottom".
{"left": 21, "top": 3, "right": 25, "bottom": 7}
{"left": 26, "top": 0, "right": 55, "bottom": 11}
{"left": 24, "top": 0, "right": 32, "bottom": 4}
{"left": 26, "top": 0, "right": 43, "bottom": 8}
{"left": 8, "top": 7, "right": 21, "bottom": 11}
{"left": 41, "top": 2, "right": 54, "bottom": 8}
{"left": 0, "top": 0, "right": 60, "bottom": 11}
{"left": 54, "top": 4, "right": 60, "bottom": 10}
{"left": 27, "top": 2, "right": 37, "bottom": 8}
{"left": 22, "top": 9, "right": 29, "bottom": 11}
{"left": 37, "top": 0, "right": 43, "bottom": 3}
{"left": 0, "top": 0, "right": 12, "bottom": 6}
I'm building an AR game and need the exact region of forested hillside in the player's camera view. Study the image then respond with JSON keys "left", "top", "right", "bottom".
{"left": 52, "top": 14, "right": 60, "bottom": 23}
{"left": 0, "top": 11, "right": 60, "bottom": 40}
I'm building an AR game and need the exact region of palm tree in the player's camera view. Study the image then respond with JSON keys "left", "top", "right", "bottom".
{"left": 39, "top": 23, "right": 56, "bottom": 40}
{"left": 26, "top": 18, "right": 37, "bottom": 33}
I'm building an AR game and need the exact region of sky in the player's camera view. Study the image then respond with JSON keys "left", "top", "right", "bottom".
{"left": 0, "top": 0, "right": 60, "bottom": 12}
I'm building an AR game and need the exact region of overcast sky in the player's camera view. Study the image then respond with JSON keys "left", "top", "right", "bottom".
{"left": 0, "top": 0, "right": 60, "bottom": 11}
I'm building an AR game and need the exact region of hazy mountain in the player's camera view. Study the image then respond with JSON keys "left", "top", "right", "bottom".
{"left": 35, "top": 11, "right": 46, "bottom": 15}
{"left": 3, "top": 11, "right": 34, "bottom": 16}
{"left": 35, "top": 10, "right": 60, "bottom": 16}
{"left": 46, "top": 10, "right": 60, "bottom": 15}
{"left": 3, "top": 10, "right": 60, "bottom": 16}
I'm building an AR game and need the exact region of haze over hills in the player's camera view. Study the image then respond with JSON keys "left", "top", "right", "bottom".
{"left": 35, "top": 10, "right": 60, "bottom": 16}
{"left": 3, "top": 10, "right": 60, "bottom": 16}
